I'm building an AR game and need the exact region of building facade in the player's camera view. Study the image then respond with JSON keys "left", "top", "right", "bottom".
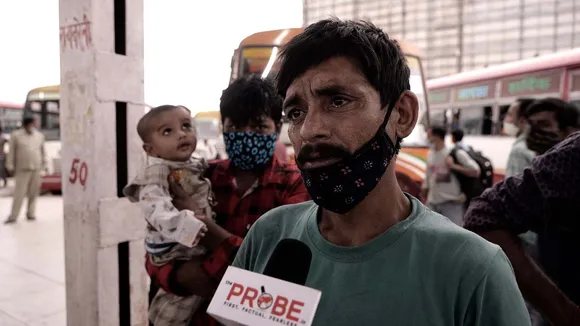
{"left": 303, "top": 0, "right": 580, "bottom": 78}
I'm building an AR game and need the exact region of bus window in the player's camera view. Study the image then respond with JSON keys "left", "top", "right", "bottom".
{"left": 455, "top": 106, "right": 493, "bottom": 136}
{"left": 482, "top": 106, "right": 493, "bottom": 135}
{"left": 498, "top": 105, "right": 510, "bottom": 135}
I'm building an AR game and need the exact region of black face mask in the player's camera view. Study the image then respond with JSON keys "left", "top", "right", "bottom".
{"left": 298, "top": 104, "right": 397, "bottom": 214}
{"left": 526, "top": 126, "right": 562, "bottom": 155}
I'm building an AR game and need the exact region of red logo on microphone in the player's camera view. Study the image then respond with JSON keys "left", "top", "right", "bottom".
{"left": 257, "top": 286, "right": 274, "bottom": 310}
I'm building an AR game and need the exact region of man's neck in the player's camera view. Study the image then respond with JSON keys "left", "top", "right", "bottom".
{"left": 318, "top": 167, "right": 411, "bottom": 247}
{"left": 233, "top": 169, "right": 260, "bottom": 180}
{"left": 232, "top": 168, "right": 262, "bottom": 194}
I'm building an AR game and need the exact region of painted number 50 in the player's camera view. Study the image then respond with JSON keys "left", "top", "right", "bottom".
{"left": 69, "top": 158, "right": 88, "bottom": 186}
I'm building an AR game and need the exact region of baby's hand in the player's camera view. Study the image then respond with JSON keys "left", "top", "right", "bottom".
{"left": 195, "top": 214, "right": 211, "bottom": 224}
{"left": 195, "top": 224, "right": 208, "bottom": 243}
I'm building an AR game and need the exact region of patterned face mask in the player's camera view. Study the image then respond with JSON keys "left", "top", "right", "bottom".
{"left": 300, "top": 106, "right": 397, "bottom": 214}
{"left": 223, "top": 132, "right": 277, "bottom": 171}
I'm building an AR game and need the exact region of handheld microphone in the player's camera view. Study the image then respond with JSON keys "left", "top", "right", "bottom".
{"left": 207, "top": 239, "right": 321, "bottom": 326}
{"left": 262, "top": 238, "right": 313, "bottom": 286}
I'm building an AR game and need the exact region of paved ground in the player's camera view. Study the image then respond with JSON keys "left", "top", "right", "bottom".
{"left": 0, "top": 191, "right": 66, "bottom": 326}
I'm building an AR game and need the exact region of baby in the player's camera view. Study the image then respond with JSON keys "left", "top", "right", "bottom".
{"left": 123, "top": 105, "right": 214, "bottom": 326}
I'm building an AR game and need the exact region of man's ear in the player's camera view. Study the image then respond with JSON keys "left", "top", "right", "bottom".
{"left": 143, "top": 143, "right": 154, "bottom": 156}
{"left": 393, "top": 90, "right": 419, "bottom": 139}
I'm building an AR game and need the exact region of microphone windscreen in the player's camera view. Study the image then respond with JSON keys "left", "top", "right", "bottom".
{"left": 262, "top": 238, "right": 312, "bottom": 286}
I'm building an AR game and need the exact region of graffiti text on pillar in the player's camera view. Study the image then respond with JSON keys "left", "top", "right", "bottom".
{"left": 60, "top": 14, "right": 92, "bottom": 52}
{"left": 69, "top": 158, "right": 89, "bottom": 186}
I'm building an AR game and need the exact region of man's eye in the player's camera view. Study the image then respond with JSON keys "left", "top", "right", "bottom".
{"left": 162, "top": 128, "right": 171, "bottom": 136}
{"left": 330, "top": 97, "right": 349, "bottom": 108}
{"left": 287, "top": 109, "right": 304, "bottom": 121}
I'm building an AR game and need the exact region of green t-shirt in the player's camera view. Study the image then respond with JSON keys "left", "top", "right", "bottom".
{"left": 232, "top": 196, "right": 531, "bottom": 326}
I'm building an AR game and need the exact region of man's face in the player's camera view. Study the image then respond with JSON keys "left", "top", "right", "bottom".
{"left": 222, "top": 116, "right": 279, "bottom": 136}
{"left": 24, "top": 121, "right": 36, "bottom": 133}
{"left": 426, "top": 129, "right": 437, "bottom": 144}
{"left": 504, "top": 102, "right": 519, "bottom": 124}
{"left": 283, "top": 56, "right": 417, "bottom": 170}
{"left": 527, "top": 110, "right": 559, "bottom": 134}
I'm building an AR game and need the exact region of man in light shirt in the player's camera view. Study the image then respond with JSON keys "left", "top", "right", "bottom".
{"left": 504, "top": 98, "right": 536, "bottom": 178}
{"left": 4, "top": 117, "right": 46, "bottom": 224}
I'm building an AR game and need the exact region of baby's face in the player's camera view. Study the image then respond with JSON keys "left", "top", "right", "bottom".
{"left": 144, "top": 107, "right": 197, "bottom": 161}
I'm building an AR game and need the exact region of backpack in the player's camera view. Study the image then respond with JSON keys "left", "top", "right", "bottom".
{"left": 449, "top": 146, "right": 494, "bottom": 206}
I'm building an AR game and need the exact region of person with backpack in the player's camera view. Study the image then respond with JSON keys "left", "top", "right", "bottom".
{"left": 450, "top": 128, "right": 495, "bottom": 209}
{"left": 421, "top": 126, "right": 480, "bottom": 225}
{"left": 451, "top": 128, "right": 468, "bottom": 151}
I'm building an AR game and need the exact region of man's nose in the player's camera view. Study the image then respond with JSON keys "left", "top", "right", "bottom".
{"left": 300, "top": 108, "right": 331, "bottom": 142}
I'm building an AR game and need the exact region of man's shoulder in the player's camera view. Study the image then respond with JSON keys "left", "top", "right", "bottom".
{"left": 10, "top": 129, "right": 24, "bottom": 137}
{"left": 35, "top": 129, "right": 45, "bottom": 139}
{"left": 250, "top": 201, "right": 315, "bottom": 236}
{"left": 415, "top": 206, "right": 503, "bottom": 276}
{"left": 452, "top": 146, "right": 471, "bottom": 158}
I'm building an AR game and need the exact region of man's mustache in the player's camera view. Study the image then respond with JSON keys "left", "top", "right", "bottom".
{"left": 296, "top": 143, "right": 351, "bottom": 168}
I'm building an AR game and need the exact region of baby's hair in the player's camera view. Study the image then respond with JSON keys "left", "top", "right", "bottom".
{"left": 137, "top": 105, "right": 191, "bottom": 141}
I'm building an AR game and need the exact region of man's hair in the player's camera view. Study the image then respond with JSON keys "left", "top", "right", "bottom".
{"left": 276, "top": 18, "right": 410, "bottom": 152}
{"left": 515, "top": 98, "right": 535, "bottom": 119}
{"left": 220, "top": 75, "right": 283, "bottom": 127}
{"left": 524, "top": 98, "right": 580, "bottom": 130}
{"left": 22, "top": 117, "right": 35, "bottom": 126}
{"left": 430, "top": 126, "right": 446, "bottom": 140}
{"left": 136, "top": 105, "right": 191, "bottom": 141}
{"left": 451, "top": 129, "right": 464, "bottom": 142}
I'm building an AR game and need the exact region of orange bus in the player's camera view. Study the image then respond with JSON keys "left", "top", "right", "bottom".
{"left": 427, "top": 48, "right": 580, "bottom": 182}
{"left": 230, "top": 28, "right": 431, "bottom": 198}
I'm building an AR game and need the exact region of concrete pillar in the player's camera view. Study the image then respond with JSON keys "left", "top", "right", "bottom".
{"left": 59, "top": 0, "right": 147, "bottom": 325}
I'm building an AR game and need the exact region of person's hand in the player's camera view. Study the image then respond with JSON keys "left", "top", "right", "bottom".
{"left": 194, "top": 224, "right": 208, "bottom": 244}
{"left": 197, "top": 216, "right": 232, "bottom": 251}
{"left": 168, "top": 176, "right": 195, "bottom": 211}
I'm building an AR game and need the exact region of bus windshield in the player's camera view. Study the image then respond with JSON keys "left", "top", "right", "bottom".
{"left": 238, "top": 47, "right": 429, "bottom": 147}
{"left": 0, "top": 104, "right": 23, "bottom": 134}
{"left": 24, "top": 88, "right": 60, "bottom": 141}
